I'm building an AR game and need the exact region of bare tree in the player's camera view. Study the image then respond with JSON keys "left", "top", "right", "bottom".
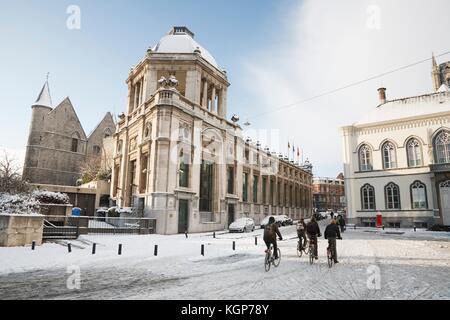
{"left": 0, "top": 151, "right": 28, "bottom": 193}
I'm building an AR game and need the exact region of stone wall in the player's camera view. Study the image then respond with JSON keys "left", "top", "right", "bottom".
{"left": 0, "top": 214, "right": 44, "bottom": 247}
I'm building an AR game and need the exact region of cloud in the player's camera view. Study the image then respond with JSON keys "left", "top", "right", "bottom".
{"left": 241, "top": 0, "right": 450, "bottom": 177}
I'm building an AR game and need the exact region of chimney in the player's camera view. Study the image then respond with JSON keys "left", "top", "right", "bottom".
{"left": 378, "top": 87, "right": 387, "bottom": 104}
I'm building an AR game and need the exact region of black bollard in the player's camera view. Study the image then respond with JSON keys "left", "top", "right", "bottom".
{"left": 382, "top": 225, "right": 385, "bottom": 231}
{"left": 414, "top": 227, "right": 416, "bottom": 232}
{"left": 31, "top": 241, "right": 36, "bottom": 251}
{"left": 213, "top": 232, "right": 216, "bottom": 238}
{"left": 201, "top": 244, "right": 204, "bottom": 256}
{"left": 255, "top": 237, "right": 258, "bottom": 246}
{"left": 92, "top": 243, "right": 96, "bottom": 255}
{"left": 354, "top": 225, "right": 356, "bottom": 230}
{"left": 68, "top": 242, "right": 72, "bottom": 253}
{"left": 185, "top": 231, "right": 188, "bottom": 239}
{"left": 118, "top": 244, "right": 122, "bottom": 255}
{"left": 154, "top": 245, "right": 158, "bottom": 256}
{"left": 232, "top": 241, "right": 235, "bottom": 251}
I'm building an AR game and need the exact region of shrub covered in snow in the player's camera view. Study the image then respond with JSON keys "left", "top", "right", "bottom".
{"left": 428, "top": 225, "right": 450, "bottom": 232}
{"left": 32, "top": 190, "right": 70, "bottom": 205}
{"left": 0, "top": 193, "right": 40, "bottom": 215}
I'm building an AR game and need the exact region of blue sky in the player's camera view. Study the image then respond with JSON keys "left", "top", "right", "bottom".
{"left": 1, "top": 0, "right": 450, "bottom": 178}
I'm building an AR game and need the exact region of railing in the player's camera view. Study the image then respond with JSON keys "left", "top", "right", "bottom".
{"left": 42, "top": 215, "right": 157, "bottom": 240}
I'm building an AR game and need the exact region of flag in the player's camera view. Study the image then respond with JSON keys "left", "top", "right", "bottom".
{"left": 288, "top": 142, "right": 290, "bottom": 149}
{"left": 297, "top": 147, "right": 300, "bottom": 157}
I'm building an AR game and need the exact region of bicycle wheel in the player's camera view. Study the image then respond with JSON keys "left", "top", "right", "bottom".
{"left": 273, "top": 248, "right": 281, "bottom": 267}
{"left": 327, "top": 247, "right": 333, "bottom": 268}
{"left": 297, "top": 241, "right": 302, "bottom": 257}
{"left": 264, "top": 252, "right": 271, "bottom": 272}
{"left": 304, "top": 240, "right": 310, "bottom": 254}
{"left": 309, "top": 245, "right": 314, "bottom": 265}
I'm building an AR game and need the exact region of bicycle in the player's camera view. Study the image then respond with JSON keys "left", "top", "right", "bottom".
{"left": 264, "top": 244, "right": 281, "bottom": 272}
{"left": 297, "top": 238, "right": 309, "bottom": 257}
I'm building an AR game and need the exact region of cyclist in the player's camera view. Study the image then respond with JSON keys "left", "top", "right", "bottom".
{"left": 264, "top": 216, "right": 282, "bottom": 259}
{"left": 324, "top": 218, "right": 342, "bottom": 264}
{"left": 296, "top": 218, "right": 307, "bottom": 250}
{"left": 306, "top": 216, "right": 321, "bottom": 259}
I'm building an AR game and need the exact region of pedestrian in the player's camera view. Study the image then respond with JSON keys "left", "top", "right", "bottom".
{"left": 330, "top": 211, "right": 334, "bottom": 219}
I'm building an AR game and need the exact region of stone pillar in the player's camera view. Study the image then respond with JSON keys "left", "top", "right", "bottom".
{"left": 220, "top": 87, "right": 227, "bottom": 118}
{"left": 202, "top": 80, "right": 208, "bottom": 108}
{"left": 145, "top": 68, "right": 158, "bottom": 100}
{"left": 185, "top": 70, "right": 201, "bottom": 104}
{"left": 211, "top": 86, "right": 216, "bottom": 113}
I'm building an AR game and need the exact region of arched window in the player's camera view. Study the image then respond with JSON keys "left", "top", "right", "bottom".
{"left": 359, "top": 144, "right": 372, "bottom": 171}
{"left": 93, "top": 145, "right": 101, "bottom": 155}
{"left": 407, "top": 138, "right": 422, "bottom": 167}
{"left": 361, "top": 184, "right": 375, "bottom": 210}
{"left": 382, "top": 142, "right": 397, "bottom": 169}
{"left": 385, "top": 182, "right": 400, "bottom": 209}
{"left": 104, "top": 128, "right": 112, "bottom": 138}
{"left": 434, "top": 130, "right": 450, "bottom": 164}
{"left": 410, "top": 181, "right": 427, "bottom": 209}
{"left": 179, "top": 149, "right": 190, "bottom": 188}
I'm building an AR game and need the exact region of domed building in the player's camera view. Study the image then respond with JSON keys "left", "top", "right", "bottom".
{"left": 111, "top": 27, "right": 313, "bottom": 234}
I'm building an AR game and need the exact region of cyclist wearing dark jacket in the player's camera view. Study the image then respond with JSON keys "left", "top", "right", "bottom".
{"left": 306, "top": 216, "right": 321, "bottom": 259}
{"left": 264, "top": 217, "right": 282, "bottom": 259}
{"left": 324, "top": 219, "right": 342, "bottom": 263}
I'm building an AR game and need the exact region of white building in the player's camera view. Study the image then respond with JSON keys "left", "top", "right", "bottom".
{"left": 342, "top": 59, "right": 450, "bottom": 227}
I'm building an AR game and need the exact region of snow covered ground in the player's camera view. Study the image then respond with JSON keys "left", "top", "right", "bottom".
{"left": 0, "top": 220, "right": 449, "bottom": 300}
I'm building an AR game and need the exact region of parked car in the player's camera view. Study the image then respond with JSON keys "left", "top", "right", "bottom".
{"left": 229, "top": 218, "right": 255, "bottom": 233}
{"left": 276, "top": 215, "right": 293, "bottom": 226}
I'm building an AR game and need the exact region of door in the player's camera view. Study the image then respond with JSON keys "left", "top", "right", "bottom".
{"left": 228, "top": 204, "right": 235, "bottom": 228}
{"left": 178, "top": 200, "right": 189, "bottom": 233}
{"left": 439, "top": 181, "right": 450, "bottom": 226}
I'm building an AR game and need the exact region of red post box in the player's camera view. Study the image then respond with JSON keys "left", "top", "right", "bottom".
{"left": 376, "top": 212, "right": 382, "bottom": 228}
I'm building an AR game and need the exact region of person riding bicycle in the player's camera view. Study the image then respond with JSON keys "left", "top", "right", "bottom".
{"left": 296, "top": 218, "right": 307, "bottom": 250}
{"left": 324, "top": 218, "right": 342, "bottom": 264}
{"left": 264, "top": 216, "right": 282, "bottom": 259}
{"left": 306, "top": 216, "right": 321, "bottom": 259}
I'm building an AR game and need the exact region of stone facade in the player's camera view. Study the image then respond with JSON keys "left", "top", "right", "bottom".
{"left": 0, "top": 214, "right": 44, "bottom": 247}
{"left": 111, "top": 27, "right": 313, "bottom": 235}
{"left": 23, "top": 82, "right": 115, "bottom": 186}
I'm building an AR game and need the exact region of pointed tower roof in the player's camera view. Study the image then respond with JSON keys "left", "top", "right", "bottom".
{"left": 438, "top": 83, "right": 449, "bottom": 92}
{"left": 32, "top": 81, "right": 52, "bottom": 108}
{"left": 432, "top": 52, "right": 438, "bottom": 69}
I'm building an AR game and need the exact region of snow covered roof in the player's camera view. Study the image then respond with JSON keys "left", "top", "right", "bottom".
{"left": 32, "top": 81, "right": 52, "bottom": 108}
{"left": 152, "top": 26, "right": 219, "bottom": 69}
{"left": 438, "top": 83, "right": 449, "bottom": 93}
{"left": 355, "top": 91, "right": 450, "bottom": 126}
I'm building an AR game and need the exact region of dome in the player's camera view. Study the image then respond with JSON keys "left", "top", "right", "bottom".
{"left": 152, "top": 27, "right": 219, "bottom": 69}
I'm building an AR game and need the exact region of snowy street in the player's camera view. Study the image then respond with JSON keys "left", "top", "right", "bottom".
{"left": 1, "top": 220, "right": 450, "bottom": 300}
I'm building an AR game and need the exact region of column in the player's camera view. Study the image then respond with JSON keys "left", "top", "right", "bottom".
{"left": 202, "top": 80, "right": 208, "bottom": 108}
{"left": 211, "top": 86, "right": 216, "bottom": 113}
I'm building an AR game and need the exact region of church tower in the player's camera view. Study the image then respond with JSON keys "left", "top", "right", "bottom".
{"left": 432, "top": 53, "right": 450, "bottom": 92}
{"left": 23, "top": 80, "right": 53, "bottom": 183}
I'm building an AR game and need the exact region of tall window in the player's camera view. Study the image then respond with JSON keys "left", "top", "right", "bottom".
{"left": 385, "top": 182, "right": 401, "bottom": 209}
{"left": 277, "top": 182, "right": 281, "bottom": 205}
{"left": 359, "top": 145, "right": 372, "bottom": 171}
{"left": 199, "top": 161, "right": 214, "bottom": 211}
{"left": 262, "top": 177, "right": 267, "bottom": 204}
{"left": 253, "top": 175, "right": 259, "bottom": 203}
{"left": 140, "top": 154, "right": 148, "bottom": 193}
{"left": 227, "top": 166, "right": 234, "bottom": 194}
{"left": 411, "top": 181, "right": 427, "bottom": 209}
{"left": 242, "top": 173, "right": 249, "bottom": 202}
{"left": 382, "top": 142, "right": 397, "bottom": 169}
{"left": 434, "top": 130, "right": 450, "bottom": 164}
{"left": 179, "top": 149, "right": 189, "bottom": 188}
{"left": 104, "top": 128, "right": 112, "bottom": 138}
{"left": 93, "top": 145, "right": 101, "bottom": 155}
{"left": 270, "top": 179, "right": 274, "bottom": 205}
{"left": 71, "top": 134, "right": 79, "bottom": 153}
{"left": 361, "top": 184, "right": 375, "bottom": 210}
{"left": 407, "top": 138, "right": 422, "bottom": 167}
